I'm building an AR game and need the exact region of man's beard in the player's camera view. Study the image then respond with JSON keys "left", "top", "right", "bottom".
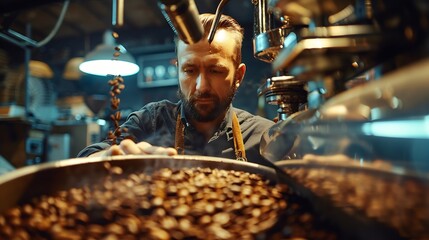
{"left": 178, "top": 85, "right": 237, "bottom": 122}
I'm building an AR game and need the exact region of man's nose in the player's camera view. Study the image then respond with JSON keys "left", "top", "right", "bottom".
{"left": 195, "top": 73, "right": 210, "bottom": 91}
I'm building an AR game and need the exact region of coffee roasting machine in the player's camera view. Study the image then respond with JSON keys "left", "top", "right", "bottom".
{"left": 251, "top": 0, "right": 429, "bottom": 238}
{"left": 252, "top": 0, "right": 429, "bottom": 165}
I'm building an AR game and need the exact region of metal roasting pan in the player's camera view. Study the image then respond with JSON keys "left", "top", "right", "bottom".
{"left": 275, "top": 159, "right": 429, "bottom": 240}
{"left": 0, "top": 155, "right": 410, "bottom": 239}
{"left": 0, "top": 155, "right": 278, "bottom": 213}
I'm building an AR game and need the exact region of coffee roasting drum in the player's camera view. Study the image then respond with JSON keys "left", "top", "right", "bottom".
{"left": 1, "top": 0, "right": 429, "bottom": 239}
{"left": 0, "top": 156, "right": 344, "bottom": 239}
{"left": 1, "top": 155, "right": 427, "bottom": 239}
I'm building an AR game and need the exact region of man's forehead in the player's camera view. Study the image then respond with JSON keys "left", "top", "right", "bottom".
{"left": 178, "top": 29, "right": 235, "bottom": 49}
{"left": 176, "top": 30, "right": 238, "bottom": 68}
{"left": 179, "top": 53, "right": 229, "bottom": 66}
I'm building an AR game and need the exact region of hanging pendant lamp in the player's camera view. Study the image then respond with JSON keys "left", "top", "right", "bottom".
{"left": 79, "top": 31, "right": 139, "bottom": 76}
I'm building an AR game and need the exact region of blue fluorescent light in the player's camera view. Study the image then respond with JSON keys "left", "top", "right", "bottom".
{"left": 362, "top": 117, "right": 429, "bottom": 139}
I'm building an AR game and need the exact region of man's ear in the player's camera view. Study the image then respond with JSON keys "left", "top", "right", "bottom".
{"left": 235, "top": 63, "right": 246, "bottom": 88}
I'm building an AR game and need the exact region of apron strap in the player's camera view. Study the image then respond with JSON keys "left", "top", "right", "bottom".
{"left": 175, "top": 111, "right": 247, "bottom": 161}
{"left": 175, "top": 112, "right": 185, "bottom": 155}
{"left": 232, "top": 112, "right": 247, "bottom": 161}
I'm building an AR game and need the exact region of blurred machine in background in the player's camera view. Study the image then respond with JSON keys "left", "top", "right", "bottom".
{"left": 50, "top": 120, "right": 106, "bottom": 159}
{"left": 251, "top": 4, "right": 429, "bottom": 236}
{"left": 253, "top": 0, "right": 429, "bottom": 167}
{"left": 0, "top": 58, "right": 107, "bottom": 165}
{"left": 0, "top": 60, "right": 55, "bottom": 167}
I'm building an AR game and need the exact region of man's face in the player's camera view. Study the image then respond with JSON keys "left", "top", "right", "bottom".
{"left": 176, "top": 29, "right": 245, "bottom": 122}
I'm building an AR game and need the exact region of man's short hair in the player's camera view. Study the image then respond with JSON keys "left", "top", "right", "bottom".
{"left": 175, "top": 13, "right": 244, "bottom": 67}
{"left": 199, "top": 13, "right": 244, "bottom": 67}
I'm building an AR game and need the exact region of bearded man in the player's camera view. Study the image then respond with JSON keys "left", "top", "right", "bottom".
{"left": 78, "top": 14, "right": 274, "bottom": 166}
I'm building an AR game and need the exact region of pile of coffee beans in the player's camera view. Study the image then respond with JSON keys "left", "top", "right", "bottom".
{"left": 0, "top": 164, "right": 338, "bottom": 240}
{"left": 285, "top": 167, "right": 429, "bottom": 239}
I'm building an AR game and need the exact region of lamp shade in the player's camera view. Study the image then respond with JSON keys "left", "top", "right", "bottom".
{"left": 63, "top": 57, "right": 84, "bottom": 80}
{"left": 29, "top": 60, "right": 54, "bottom": 79}
{"left": 79, "top": 32, "right": 139, "bottom": 76}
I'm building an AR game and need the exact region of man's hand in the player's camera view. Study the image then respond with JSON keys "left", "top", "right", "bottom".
{"left": 90, "top": 139, "right": 178, "bottom": 157}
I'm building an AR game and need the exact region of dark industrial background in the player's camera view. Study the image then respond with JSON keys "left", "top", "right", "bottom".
{"left": 0, "top": 0, "right": 276, "bottom": 118}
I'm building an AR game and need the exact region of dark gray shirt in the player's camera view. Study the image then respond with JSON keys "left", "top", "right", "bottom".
{"left": 78, "top": 100, "right": 274, "bottom": 166}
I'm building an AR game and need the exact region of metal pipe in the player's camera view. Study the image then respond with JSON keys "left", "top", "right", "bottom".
{"left": 0, "top": 29, "right": 37, "bottom": 48}
{"left": 253, "top": 0, "right": 270, "bottom": 37}
{"left": 24, "top": 25, "right": 31, "bottom": 119}
{"left": 0, "top": 0, "right": 69, "bottom": 48}
{"left": 112, "top": 0, "right": 124, "bottom": 27}
{"left": 207, "top": 0, "right": 230, "bottom": 44}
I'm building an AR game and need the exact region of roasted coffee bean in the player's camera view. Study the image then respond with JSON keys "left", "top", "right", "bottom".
{"left": 113, "top": 88, "right": 121, "bottom": 95}
{"left": 108, "top": 79, "right": 118, "bottom": 86}
{"left": 110, "top": 114, "right": 116, "bottom": 122}
{"left": 107, "top": 131, "right": 115, "bottom": 141}
{"left": 0, "top": 167, "right": 339, "bottom": 239}
{"left": 285, "top": 167, "right": 429, "bottom": 239}
{"left": 115, "top": 111, "right": 121, "bottom": 121}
